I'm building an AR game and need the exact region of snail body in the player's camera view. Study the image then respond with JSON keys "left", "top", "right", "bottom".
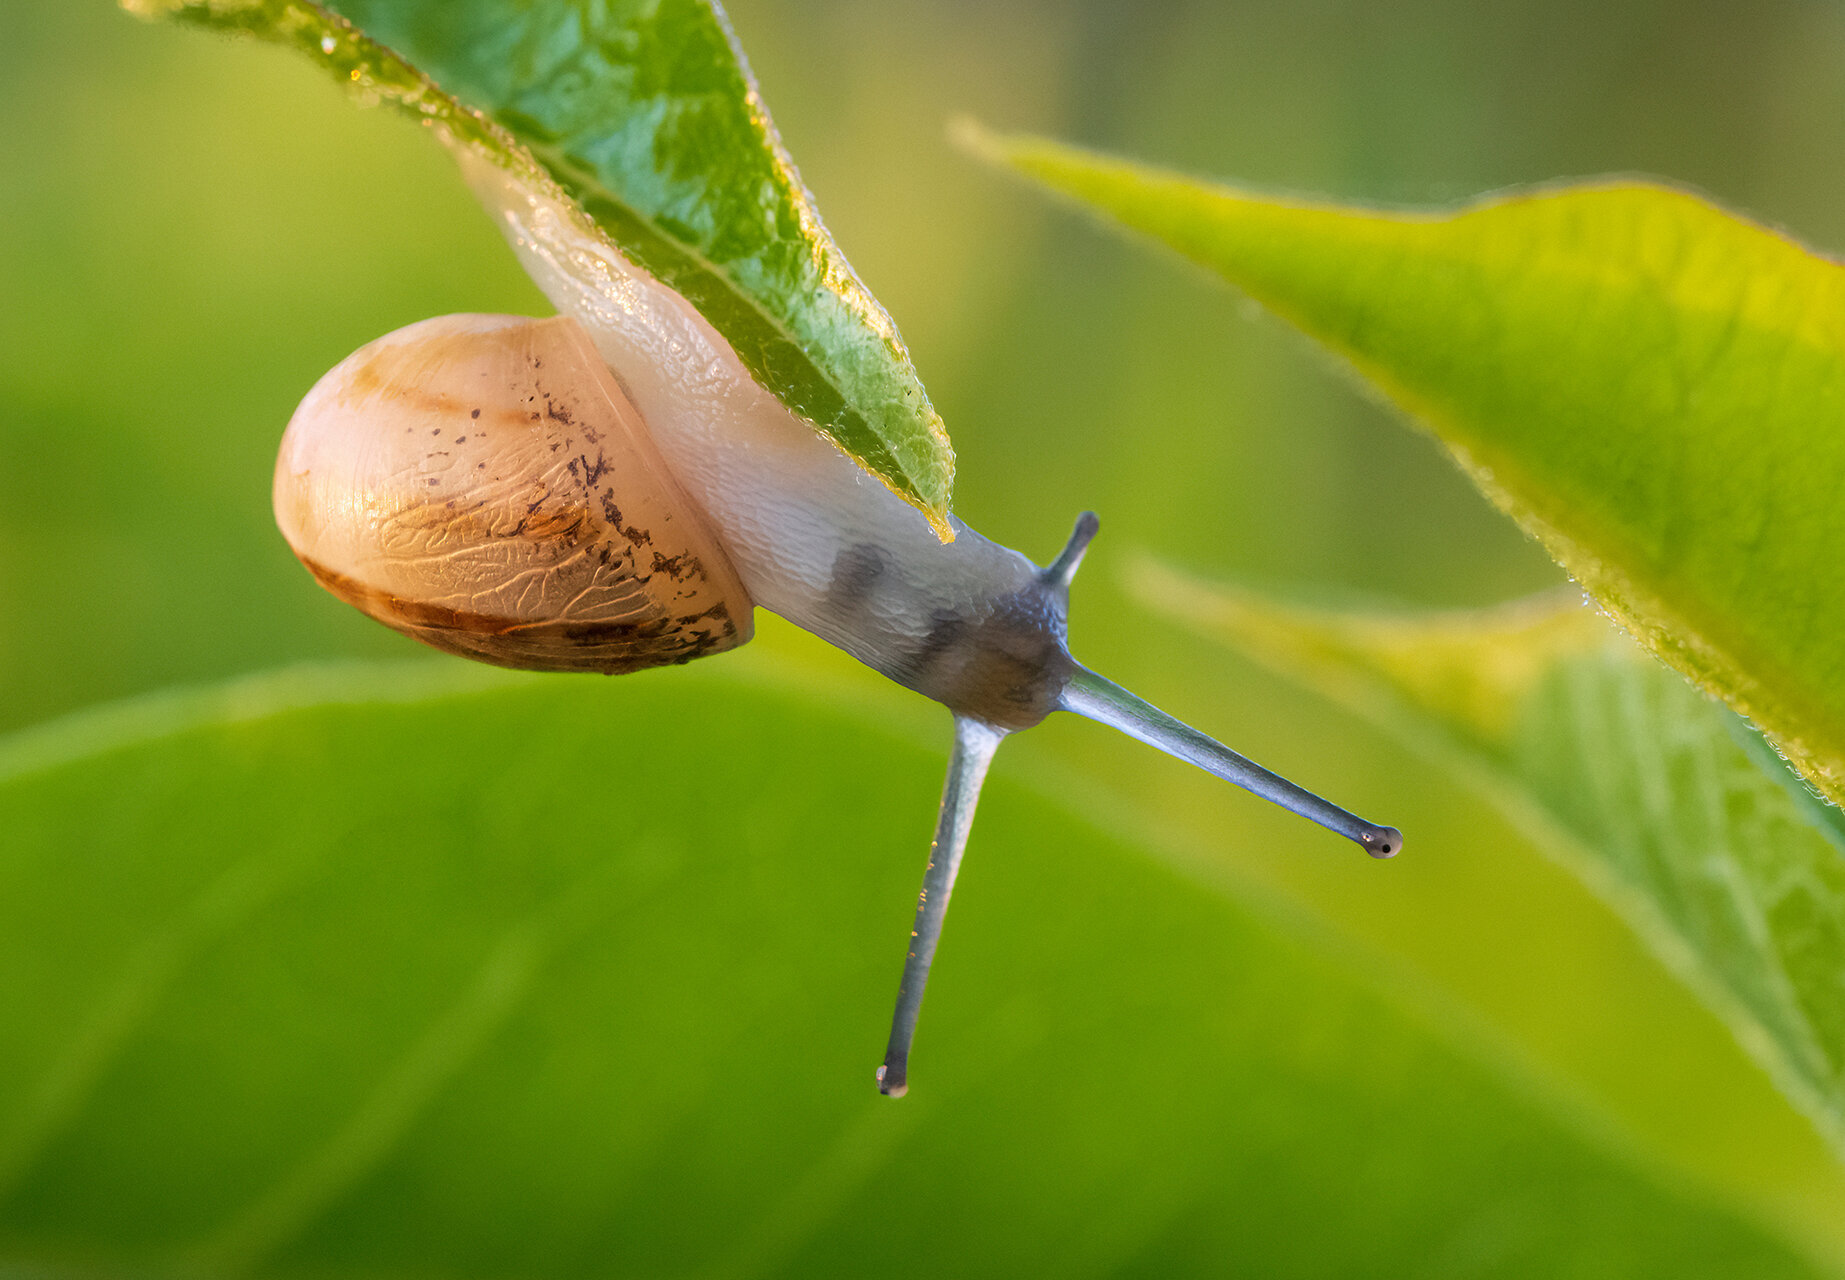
{"left": 276, "top": 151, "right": 1400, "bottom": 1096}
{"left": 279, "top": 307, "right": 1076, "bottom": 728}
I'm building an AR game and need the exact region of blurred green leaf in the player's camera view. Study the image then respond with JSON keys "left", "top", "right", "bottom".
{"left": 0, "top": 662, "right": 1824, "bottom": 1277}
{"left": 124, "top": 0, "right": 954, "bottom": 532}
{"left": 966, "top": 124, "right": 1845, "bottom": 805}
{"left": 1134, "top": 563, "right": 1845, "bottom": 1163}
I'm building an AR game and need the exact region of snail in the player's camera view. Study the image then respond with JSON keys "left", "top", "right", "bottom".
{"left": 274, "top": 149, "right": 1401, "bottom": 1098}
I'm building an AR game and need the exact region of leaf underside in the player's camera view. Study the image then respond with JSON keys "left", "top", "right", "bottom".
{"left": 126, "top": 0, "right": 955, "bottom": 532}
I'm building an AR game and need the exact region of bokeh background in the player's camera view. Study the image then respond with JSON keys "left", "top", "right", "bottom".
{"left": 8, "top": 0, "right": 1845, "bottom": 1267}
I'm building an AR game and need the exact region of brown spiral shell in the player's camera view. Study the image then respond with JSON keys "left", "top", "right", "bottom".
{"left": 274, "top": 313, "right": 754, "bottom": 673}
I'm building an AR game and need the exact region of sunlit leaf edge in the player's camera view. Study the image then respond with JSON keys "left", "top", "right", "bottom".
{"left": 123, "top": 0, "right": 954, "bottom": 533}
{"left": 956, "top": 119, "right": 1845, "bottom": 806}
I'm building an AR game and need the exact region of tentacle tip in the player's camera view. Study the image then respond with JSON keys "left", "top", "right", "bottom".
{"left": 1361, "top": 826, "right": 1404, "bottom": 859}
{"left": 1043, "top": 511, "right": 1103, "bottom": 588}
{"left": 877, "top": 1062, "right": 909, "bottom": 1097}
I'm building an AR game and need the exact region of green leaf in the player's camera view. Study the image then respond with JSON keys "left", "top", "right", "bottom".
{"left": 964, "top": 124, "right": 1845, "bottom": 800}
{"left": 0, "top": 662, "right": 1823, "bottom": 1277}
{"left": 124, "top": 0, "right": 954, "bottom": 534}
{"left": 1133, "top": 562, "right": 1845, "bottom": 1163}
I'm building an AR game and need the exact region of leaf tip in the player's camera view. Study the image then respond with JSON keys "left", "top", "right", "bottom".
{"left": 947, "top": 114, "right": 1008, "bottom": 166}
{"left": 906, "top": 481, "right": 955, "bottom": 543}
{"left": 947, "top": 117, "right": 1073, "bottom": 185}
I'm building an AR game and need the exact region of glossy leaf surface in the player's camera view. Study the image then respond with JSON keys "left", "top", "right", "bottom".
{"left": 126, "top": 0, "right": 955, "bottom": 531}
{"left": 970, "top": 125, "right": 1845, "bottom": 803}
{"left": 0, "top": 663, "right": 1821, "bottom": 1278}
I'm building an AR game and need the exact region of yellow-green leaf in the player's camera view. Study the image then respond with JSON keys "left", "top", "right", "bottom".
{"left": 968, "top": 124, "right": 1845, "bottom": 802}
{"left": 1137, "top": 563, "right": 1845, "bottom": 1161}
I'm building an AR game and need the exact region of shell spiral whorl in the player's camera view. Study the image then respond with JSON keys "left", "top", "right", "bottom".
{"left": 274, "top": 312, "right": 752, "bottom": 674}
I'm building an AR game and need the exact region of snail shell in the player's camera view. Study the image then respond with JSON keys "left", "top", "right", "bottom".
{"left": 275, "top": 312, "right": 752, "bottom": 673}
{"left": 276, "top": 257, "right": 1078, "bottom": 726}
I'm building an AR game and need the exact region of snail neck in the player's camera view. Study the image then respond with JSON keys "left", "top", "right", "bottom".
{"left": 775, "top": 517, "right": 1080, "bottom": 732}
{"left": 879, "top": 563, "right": 1080, "bottom": 730}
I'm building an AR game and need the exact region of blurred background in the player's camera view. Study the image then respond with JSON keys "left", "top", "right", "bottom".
{"left": 7, "top": 0, "right": 1845, "bottom": 1265}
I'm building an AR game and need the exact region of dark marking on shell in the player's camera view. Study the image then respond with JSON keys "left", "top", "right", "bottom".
{"left": 650, "top": 550, "right": 699, "bottom": 581}
{"left": 675, "top": 601, "right": 731, "bottom": 628}
{"left": 577, "top": 452, "right": 611, "bottom": 485}
{"left": 296, "top": 554, "right": 746, "bottom": 675}
{"left": 596, "top": 493, "right": 650, "bottom": 548}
